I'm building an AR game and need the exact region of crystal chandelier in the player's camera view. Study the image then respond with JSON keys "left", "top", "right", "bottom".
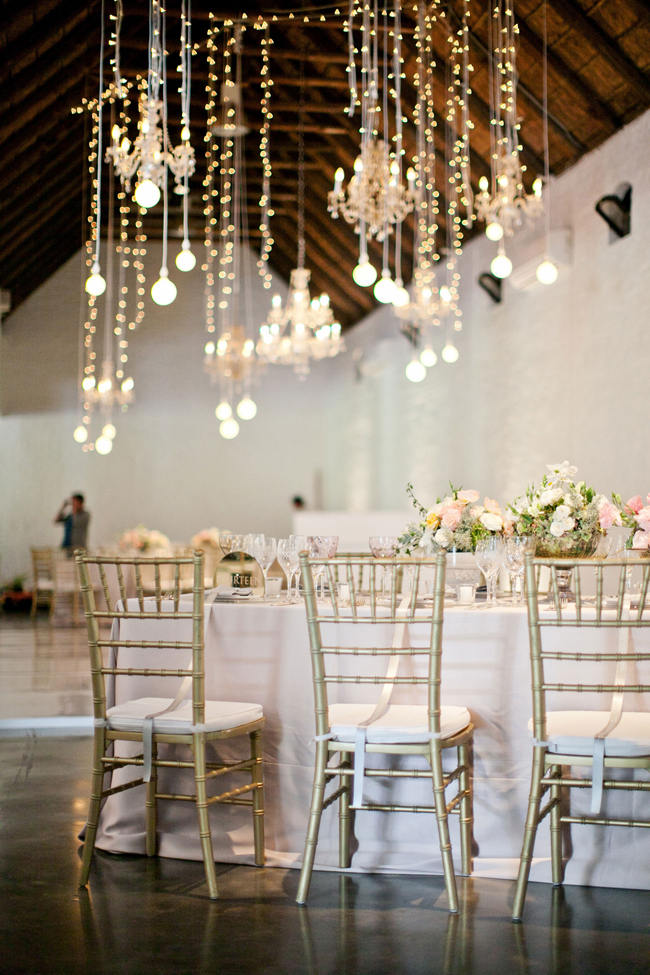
{"left": 204, "top": 326, "right": 258, "bottom": 438}
{"left": 475, "top": 0, "right": 544, "bottom": 278}
{"left": 334, "top": 0, "right": 414, "bottom": 301}
{"left": 257, "top": 268, "right": 343, "bottom": 379}
{"left": 328, "top": 139, "right": 416, "bottom": 242}
{"left": 258, "top": 85, "right": 343, "bottom": 379}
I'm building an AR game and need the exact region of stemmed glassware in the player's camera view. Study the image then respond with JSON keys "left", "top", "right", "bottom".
{"left": 277, "top": 538, "right": 296, "bottom": 601}
{"left": 504, "top": 536, "right": 535, "bottom": 603}
{"left": 218, "top": 534, "right": 243, "bottom": 556}
{"left": 474, "top": 536, "right": 504, "bottom": 606}
{"left": 252, "top": 535, "right": 277, "bottom": 598}
{"left": 369, "top": 535, "right": 399, "bottom": 598}
{"left": 308, "top": 536, "right": 339, "bottom": 598}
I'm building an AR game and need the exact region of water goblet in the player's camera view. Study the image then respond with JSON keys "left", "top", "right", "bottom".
{"left": 474, "top": 536, "right": 504, "bottom": 606}
{"left": 369, "top": 535, "right": 399, "bottom": 598}
{"left": 314, "top": 536, "right": 339, "bottom": 597}
{"left": 219, "top": 533, "right": 242, "bottom": 557}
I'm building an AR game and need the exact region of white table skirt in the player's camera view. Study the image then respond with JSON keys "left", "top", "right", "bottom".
{"left": 93, "top": 601, "right": 650, "bottom": 890}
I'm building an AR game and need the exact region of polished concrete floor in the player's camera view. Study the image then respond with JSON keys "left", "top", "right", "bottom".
{"left": 1, "top": 614, "right": 649, "bottom": 975}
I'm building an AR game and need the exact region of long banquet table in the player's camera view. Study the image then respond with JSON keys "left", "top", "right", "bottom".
{"left": 93, "top": 598, "right": 650, "bottom": 890}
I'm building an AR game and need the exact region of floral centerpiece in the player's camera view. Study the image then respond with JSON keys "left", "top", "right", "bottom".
{"left": 190, "top": 528, "right": 223, "bottom": 550}
{"left": 118, "top": 525, "right": 171, "bottom": 552}
{"left": 399, "top": 483, "right": 511, "bottom": 554}
{"left": 509, "top": 462, "right": 619, "bottom": 557}
{"left": 613, "top": 493, "right": 650, "bottom": 553}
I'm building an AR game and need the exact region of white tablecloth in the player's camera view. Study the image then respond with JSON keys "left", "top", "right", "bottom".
{"left": 94, "top": 600, "right": 650, "bottom": 889}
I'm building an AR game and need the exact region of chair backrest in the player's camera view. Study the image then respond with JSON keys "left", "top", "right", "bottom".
{"left": 75, "top": 551, "right": 205, "bottom": 725}
{"left": 299, "top": 552, "right": 446, "bottom": 740}
{"left": 31, "top": 546, "right": 54, "bottom": 584}
{"left": 524, "top": 555, "right": 650, "bottom": 742}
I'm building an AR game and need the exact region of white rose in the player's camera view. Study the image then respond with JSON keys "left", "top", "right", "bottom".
{"left": 434, "top": 527, "right": 453, "bottom": 548}
{"left": 549, "top": 516, "right": 574, "bottom": 538}
{"left": 555, "top": 504, "right": 571, "bottom": 520}
{"left": 540, "top": 488, "right": 563, "bottom": 507}
{"left": 480, "top": 512, "right": 503, "bottom": 532}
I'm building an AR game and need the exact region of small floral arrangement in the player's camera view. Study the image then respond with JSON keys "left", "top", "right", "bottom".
{"left": 190, "top": 528, "right": 223, "bottom": 549}
{"left": 118, "top": 525, "right": 171, "bottom": 552}
{"left": 509, "top": 462, "right": 618, "bottom": 553}
{"left": 613, "top": 493, "right": 650, "bottom": 552}
{"left": 399, "top": 483, "right": 511, "bottom": 554}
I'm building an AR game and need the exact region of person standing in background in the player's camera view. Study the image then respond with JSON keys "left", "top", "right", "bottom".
{"left": 54, "top": 493, "right": 90, "bottom": 555}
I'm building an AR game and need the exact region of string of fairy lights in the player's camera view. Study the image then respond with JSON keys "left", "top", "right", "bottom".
{"left": 71, "top": 0, "right": 552, "bottom": 450}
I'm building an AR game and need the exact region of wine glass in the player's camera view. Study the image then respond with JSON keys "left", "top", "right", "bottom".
{"left": 504, "top": 536, "right": 535, "bottom": 603}
{"left": 474, "top": 537, "right": 504, "bottom": 606}
{"left": 277, "top": 538, "right": 294, "bottom": 601}
{"left": 289, "top": 535, "right": 308, "bottom": 598}
{"left": 252, "top": 535, "right": 277, "bottom": 598}
{"left": 243, "top": 533, "right": 264, "bottom": 558}
{"left": 369, "top": 535, "right": 399, "bottom": 598}
{"left": 309, "top": 536, "right": 339, "bottom": 598}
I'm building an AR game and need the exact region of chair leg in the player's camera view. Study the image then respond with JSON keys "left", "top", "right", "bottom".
{"left": 192, "top": 733, "right": 219, "bottom": 899}
{"left": 457, "top": 740, "right": 474, "bottom": 877}
{"left": 145, "top": 741, "right": 158, "bottom": 857}
{"left": 512, "top": 747, "right": 546, "bottom": 922}
{"left": 549, "top": 764, "right": 564, "bottom": 886}
{"left": 250, "top": 730, "right": 265, "bottom": 867}
{"left": 79, "top": 731, "right": 106, "bottom": 888}
{"left": 430, "top": 743, "right": 458, "bottom": 914}
{"left": 338, "top": 758, "right": 353, "bottom": 869}
{"left": 296, "top": 741, "right": 329, "bottom": 905}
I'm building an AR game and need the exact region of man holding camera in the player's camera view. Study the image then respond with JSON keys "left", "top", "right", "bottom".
{"left": 54, "top": 494, "right": 90, "bottom": 554}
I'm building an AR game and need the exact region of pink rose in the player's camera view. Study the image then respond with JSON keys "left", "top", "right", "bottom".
{"left": 632, "top": 530, "right": 650, "bottom": 550}
{"left": 457, "top": 489, "right": 479, "bottom": 504}
{"left": 441, "top": 504, "right": 462, "bottom": 531}
{"left": 597, "top": 499, "right": 621, "bottom": 531}
{"left": 502, "top": 514, "right": 515, "bottom": 536}
{"left": 483, "top": 496, "right": 501, "bottom": 514}
{"left": 625, "top": 495, "right": 643, "bottom": 515}
{"left": 636, "top": 506, "right": 650, "bottom": 532}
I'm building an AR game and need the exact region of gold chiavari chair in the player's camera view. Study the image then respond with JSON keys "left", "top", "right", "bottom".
{"left": 512, "top": 555, "right": 650, "bottom": 921}
{"left": 30, "top": 546, "right": 82, "bottom": 620}
{"left": 296, "top": 552, "right": 474, "bottom": 912}
{"left": 75, "top": 550, "right": 265, "bottom": 900}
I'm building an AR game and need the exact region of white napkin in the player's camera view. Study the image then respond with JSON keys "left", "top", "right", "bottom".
{"left": 206, "top": 586, "right": 254, "bottom": 602}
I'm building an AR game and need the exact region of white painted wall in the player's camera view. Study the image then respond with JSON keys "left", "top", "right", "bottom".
{"left": 1, "top": 110, "right": 649, "bottom": 581}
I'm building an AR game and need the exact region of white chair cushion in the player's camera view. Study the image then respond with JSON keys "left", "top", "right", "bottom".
{"left": 106, "top": 697, "right": 263, "bottom": 734}
{"left": 529, "top": 711, "right": 650, "bottom": 757}
{"left": 328, "top": 703, "right": 471, "bottom": 744}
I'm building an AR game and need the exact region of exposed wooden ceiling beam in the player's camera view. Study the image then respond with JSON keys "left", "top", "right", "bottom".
{"left": 551, "top": 0, "right": 650, "bottom": 102}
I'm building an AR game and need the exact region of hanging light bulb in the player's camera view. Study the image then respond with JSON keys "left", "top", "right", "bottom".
{"left": 392, "top": 280, "right": 409, "bottom": 307}
{"left": 353, "top": 259, "right": 377, "bottom": 288}
{"left": 102, "top": 423, "right": 117, "bottom": 440}
{"left": 73, "top": 425, "right": 88, "bottom": 444}
{"left": 420, "top": 346, "right": 437, "bottom": 368}
{"left": 95, "top": 434, "right": 113, "bottom": 455}
{"left": 121, "top": 377, "right": 134, "bottom": 393}
{"left": 175, "top": 240, "right": 196, "bottom": 272}
{"left": 490, "top": 250, "right": 513, "bottom": 279}
{"left": 441, "top": 341, "right": 460, "bottom": 364}
{"left": 236, "top": 396, "right": 257, "bottom": 421}
{"left": 85, "top": 262, "right": 106, "bottom": 297}
{"left": 134, "top": 178, "right": 161, "bottom": 210}
{"left": 536, "top": 258, "right": 559, "bottom": 285}
{"left": 219, "top": 416, "right": 240, "bottom": 440}
{"left": 81, "top": 375, "right": 96, "bottom": 392}
{"left": 405, "top": 357, "right": 427, "bottom": 383}
{"left": 151, "top": 267, "right": 177, "bottom": 306}
{"left": 374, "top": 271, "right": 396, "bottom": 304}
{"left": 215, "top": 400, "right": 232, "bottom": 421}
{"left": 485, "top": 221, "right": 504, "bottom": 242}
